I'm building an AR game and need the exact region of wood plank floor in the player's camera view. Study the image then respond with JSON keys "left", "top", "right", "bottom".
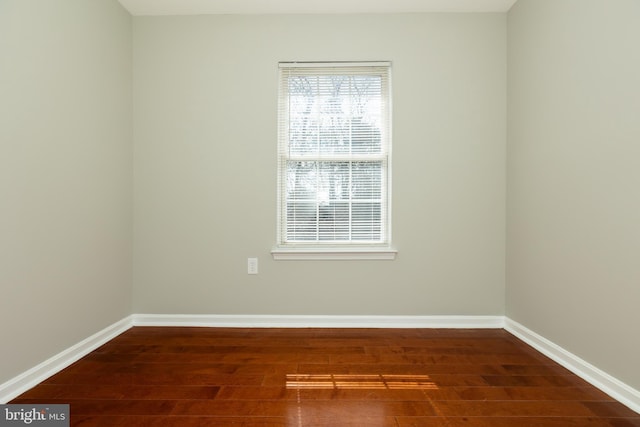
{"left": 11, "top": 327, "right": 640, "bottom": 426}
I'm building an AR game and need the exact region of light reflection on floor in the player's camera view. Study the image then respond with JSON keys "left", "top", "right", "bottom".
{"left": 286, "top": 373, "right": 438, "bottom": 390}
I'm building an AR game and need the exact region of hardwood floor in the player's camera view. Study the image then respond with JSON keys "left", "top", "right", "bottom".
{"left": 11, "top": 327, "right": 640, "bottom": 426}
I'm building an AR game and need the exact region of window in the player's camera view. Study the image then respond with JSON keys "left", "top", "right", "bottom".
{"left": 273, "top": 62, "right": 395, "bottom": 260}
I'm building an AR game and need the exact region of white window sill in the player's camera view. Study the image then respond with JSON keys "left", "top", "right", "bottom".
{"left": 271, "top": 247, "right": 397, "bottom": 261}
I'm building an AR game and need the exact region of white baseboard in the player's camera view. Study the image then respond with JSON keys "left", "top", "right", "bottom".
{"left": 132, "top": 314, "right": 505, "bottom": 329}
{"left": 0, "top": 316, "right": 133, "bottom": 404}
{"left": 504, "top": 317, "right": 640, "bottom": 414}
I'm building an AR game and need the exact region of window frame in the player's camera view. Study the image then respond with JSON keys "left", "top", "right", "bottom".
{"left": 272, "top": 61, "right": 396, "bottom": 261}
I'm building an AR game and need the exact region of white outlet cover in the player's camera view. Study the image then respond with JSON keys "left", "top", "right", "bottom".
{"left": 248, "top": 258, "right": 258, "bottom": 275}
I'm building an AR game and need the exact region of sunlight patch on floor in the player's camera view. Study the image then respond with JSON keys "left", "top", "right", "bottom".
{"left": 286, "top": 374, "right": 438, "bottom": 390}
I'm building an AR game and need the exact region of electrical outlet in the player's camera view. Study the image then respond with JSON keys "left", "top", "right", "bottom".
{"left": 247, "top": 257, "right": 258, "bottom": 275}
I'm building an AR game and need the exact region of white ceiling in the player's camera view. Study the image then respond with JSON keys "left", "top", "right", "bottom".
{"left": 118, "top": 0, "right": 518, "bottom": 16}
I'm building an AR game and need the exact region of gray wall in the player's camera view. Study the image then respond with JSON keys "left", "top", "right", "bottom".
{"left": 132, "top": 13, "right": 507, "bottom": 316}
{"left": 0, "top": 0, "right": 132, "bottom": 384}
{"left": 507, "top": 0, "right": 640, "bottom": 390}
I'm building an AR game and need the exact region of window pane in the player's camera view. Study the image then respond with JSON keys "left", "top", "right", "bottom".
{"left": 289, "top": 77, "right": 318, "bottom": 155}
{"left": 318, "top": 75, "right": 350, "bottom": 155}
{"left": 352, "top": 202, "right": 382, "bottom": 240}
{"left": 352, "top": 162, "right": 382, "bottom": 199}
{"left": 318, "top": 162, "right": 349, "bottom": 202}
{"left": 318, "top": 202, "right": 349, "bottom": 241}
{"left": 287, "top": 74, "right": 384, "bottom": 156}
{"left": 286, "top": 161, "right": 316, "bottom": 200}
{"left": 351, "top": 75, "right": 382, "bottom": 154}
{"left": 286, "top": 202, "right": 317, "bottom": 241}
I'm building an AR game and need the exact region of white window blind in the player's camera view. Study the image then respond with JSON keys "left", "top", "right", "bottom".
{"left": 276, "top": 62, "right": 392, "bottom": 250}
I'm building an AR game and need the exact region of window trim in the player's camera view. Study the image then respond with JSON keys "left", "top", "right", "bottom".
{"left": 271, "top": 246, "right": 397, "bottom": 261}
{"left": 274, "top": 61, "right": 395, "bottom": 260}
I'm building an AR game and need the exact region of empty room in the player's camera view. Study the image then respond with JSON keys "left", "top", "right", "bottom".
{"left": 1, "top": 0, "right": 638, "bottom": 425}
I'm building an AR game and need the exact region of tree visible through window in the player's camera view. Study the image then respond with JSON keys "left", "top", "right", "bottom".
{"left": 277, "top": 62, "right": 391, "bottom": 248}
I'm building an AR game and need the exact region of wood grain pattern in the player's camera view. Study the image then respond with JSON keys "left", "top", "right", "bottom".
{"left": 11, "top": 327, "right": 640, "bottom": 426}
